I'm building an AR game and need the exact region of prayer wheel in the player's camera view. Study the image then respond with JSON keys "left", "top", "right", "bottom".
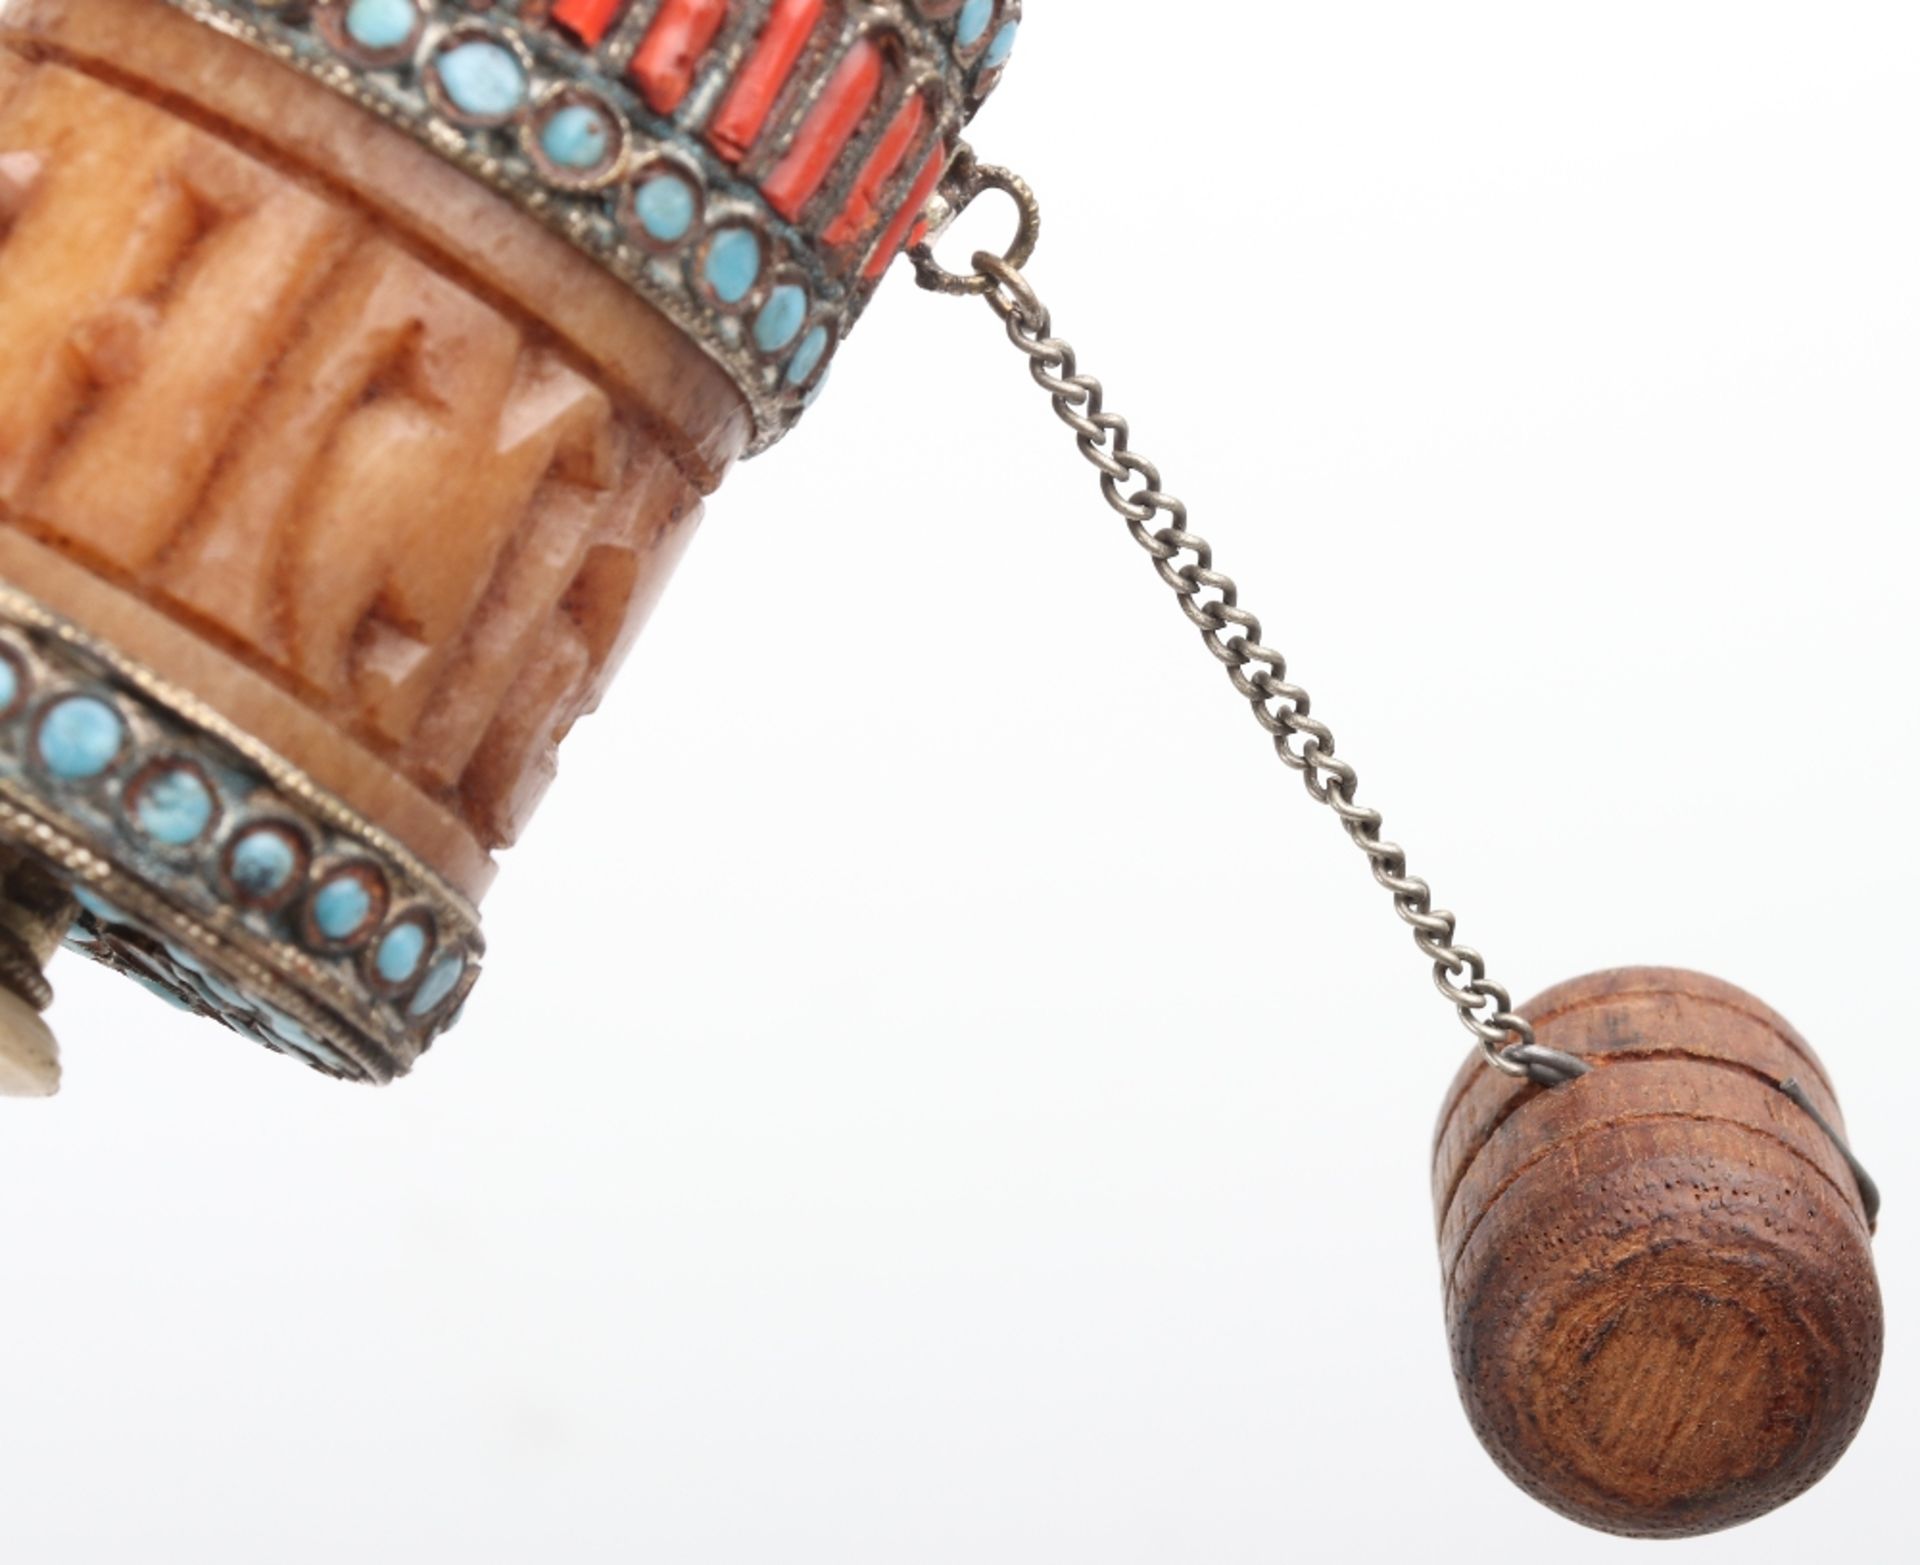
{"left": 0, "top": 1, "right": 1887, "bottom": 1546}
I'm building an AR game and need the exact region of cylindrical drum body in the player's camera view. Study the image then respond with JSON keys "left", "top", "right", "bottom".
{"left": 1433, "top": 967, "right": 1882, "bottom": 1538}
{"left": 0, "top": 0, "right": 1015, "bottom": 1078}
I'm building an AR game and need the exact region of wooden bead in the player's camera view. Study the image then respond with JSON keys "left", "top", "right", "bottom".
{"left": 1433, "top": 968, "right": 1882, "bottom": 1537}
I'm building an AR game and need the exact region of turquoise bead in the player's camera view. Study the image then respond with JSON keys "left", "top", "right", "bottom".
{"left": 172, "top": 946, "right": 251, "bottom": 1011}
{"left": 704, "top": 227, "right": 762, "bottom": 305}
{"left": 131, "top": 971, "right": 199, "bottom": 1014}
{"left": 786, "top": 323, "right": 830, "bottom": 387}
{"left": 634, "top": 173, "right": 697, "bottom": 242}
{"left": 0, "top": 653, "right": 18, "bottom": 714}
{"left": 984, "top": 21, "right": 1019, "bottom": 69}
{"left": 956, "top": 0, "right": 995, "bottom": 49}
{"left": 290, "top": 1031, "right": 353, "bottom": 1074}
{"left": 37, "top": 695, "right": 125, "bottom": 779}
{"left": 230, "top": 826, "right": 300, "bottom": 901}
{"left": 344, "top": 0, "right": 417, "bottom": 52}
{"left": 753, "top": 283, "right": 808, "bottom": 353}
{"left": 540, "top": 103, "right": 613, "bottom": 171}
{"left": 73, "top": 885, "right": 123, "bottom": 924}
{"left": 197, "top": 965, "right": 251, "bottom": 1011}
{"left": 312, "top": 873, "right": 375, "bottom": 942}
{"left": 376, "top": 920, "right": 430, "bottom": 985}
{"left": 409, "top": 954, "right": 467, "bottom": 1017}
{"left": 132, "top": 763, "right": 216, "bottom": 846}
{"left": 436, "top": 38, "right": 528, "bottom": 120}
{"left": 260, "top": 1005, "right": 353, "bottom": 1074}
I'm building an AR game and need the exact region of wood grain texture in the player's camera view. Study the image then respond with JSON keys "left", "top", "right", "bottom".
{"left": 0, "top": 0, "right": 750, "bottom": 869}
{"left": 1433, "top": 968, "right": 1882, "bottom": 1538}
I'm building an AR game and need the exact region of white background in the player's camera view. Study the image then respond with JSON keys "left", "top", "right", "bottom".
{"left": 2, "top": 2, "right": 1915, "bottom": 1559}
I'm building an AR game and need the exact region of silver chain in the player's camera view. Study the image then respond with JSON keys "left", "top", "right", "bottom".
{"left": 912, "top": 154, "right": 1584, "bottom": 1086}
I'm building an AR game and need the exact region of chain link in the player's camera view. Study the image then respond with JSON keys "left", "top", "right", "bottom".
{"left": 913, "top": 171, "right": 1582, "bottom": 1085}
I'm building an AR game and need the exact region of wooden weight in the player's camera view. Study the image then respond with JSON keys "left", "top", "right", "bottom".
{"left": 1433, "top": 968, "right": 1882, "bottom": 1537}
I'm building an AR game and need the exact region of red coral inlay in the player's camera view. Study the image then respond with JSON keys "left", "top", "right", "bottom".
{"left": 551, "top": 0, "right": 628, "bottom": 49}
{"left": 862, "top": 139, "right": 946, "bottom": 281}
{"left": 707, "top": 0, "right": 825, "bottom": 164}
{"left": 762, "top": 38, "right": 884, "bottom": 219}
{"left": 629, "top": 0, "right": 731, "bottom": 115}
{"left": 822, "top": 91, "right": 926, "bottom": 249}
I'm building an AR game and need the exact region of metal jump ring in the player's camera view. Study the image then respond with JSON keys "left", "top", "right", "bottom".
{"left": 910, "top": 147, "right": 1042, "bottom": 298}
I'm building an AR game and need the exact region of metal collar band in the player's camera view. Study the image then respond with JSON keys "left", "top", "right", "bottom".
{"left": 164, "top": 0, "right": 1022, "bottom": 453}
{"left": 0, "top": 587, "right": 483, "bottom": 1084}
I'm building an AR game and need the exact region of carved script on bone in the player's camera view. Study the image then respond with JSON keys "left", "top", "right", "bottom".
{"left": 0, "top": 60, "right": 702, "bottom": 847}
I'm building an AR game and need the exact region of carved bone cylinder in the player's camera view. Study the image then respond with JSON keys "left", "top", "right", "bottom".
{"left": 0, "top": 0, "right": 1014, "bottom": 1078}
